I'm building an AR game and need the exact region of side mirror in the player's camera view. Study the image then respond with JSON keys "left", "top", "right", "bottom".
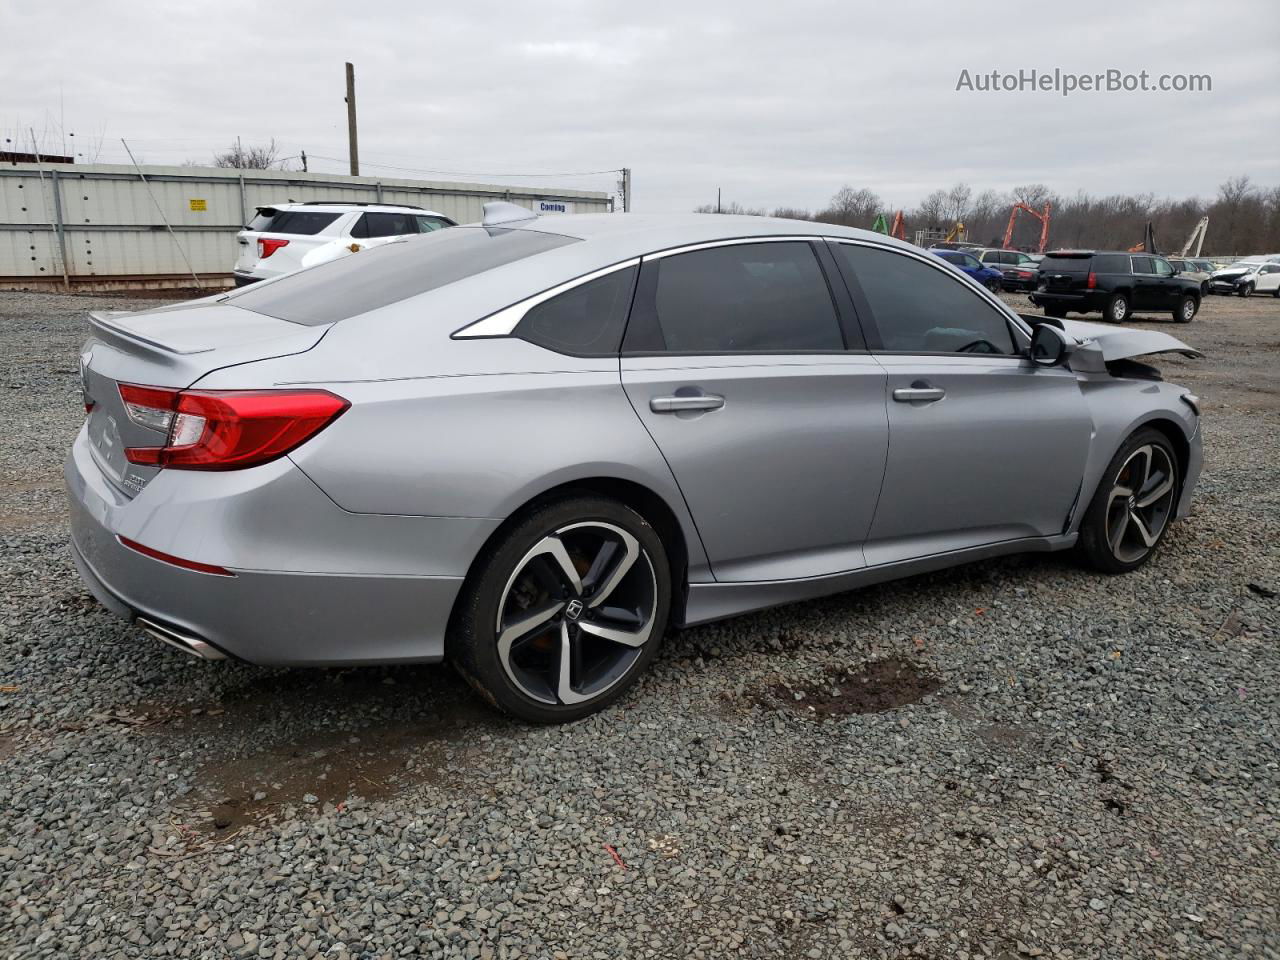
{"left": 1030, "top": 323, "right": 1071, "bottom": 367}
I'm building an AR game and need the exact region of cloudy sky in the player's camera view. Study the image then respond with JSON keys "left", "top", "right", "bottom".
{"left": 3, "top": 0, "right": 1276, "bottom": 213}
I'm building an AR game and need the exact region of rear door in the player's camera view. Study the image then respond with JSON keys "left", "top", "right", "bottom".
{"left": 1130, "top": 256, "right": 1162, "bottom": 309}
{"left": 828, "top": 240, "right": 1093, "bottom": 566}
{"left": 351, "top": 211, "right": 421, "bottom": 252}
{"left": 620, "top": 239, "right": 888, "bottom": 582}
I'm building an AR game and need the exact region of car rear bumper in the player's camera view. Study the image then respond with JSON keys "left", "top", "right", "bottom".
{"left": 63, "top": 425, "right": 494, "bottom": 666}
{"left": 1030, "top": 291, "right": 1106, "bottom": 311}
{"left": 232, "top": 272, "right": 260, "bottom": 287}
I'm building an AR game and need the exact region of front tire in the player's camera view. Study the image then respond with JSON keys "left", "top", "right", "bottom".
{"left": 448, "top": 496, "right": 671, "bottom": 723}
{"left": 1105, "top": 293, "right": 1131, "bottom": 323}
{"left": 1077, "top": 428, "right": 1180, "bottom": 574}
{"left": 1238, "top": 283, "right": 1254, "bottom": 298}
{"left": 1174, "top": 294, "right": 1197, "bottom": 323}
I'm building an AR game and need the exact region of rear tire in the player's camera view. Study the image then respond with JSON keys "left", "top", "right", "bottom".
{"left": 1105, "top": 293, "right": 1131, "bottom": 323}
{"left": 1173, "top": 295, "right": 1197, "bottom": 324}
{"left": 448, "top": 496, "right": 671, "bottom": 723}
{"left": 1077, "top": 428, "right": 1180, "bottom": 574}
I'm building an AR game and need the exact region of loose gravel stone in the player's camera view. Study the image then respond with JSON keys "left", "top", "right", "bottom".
{"left": 0, "top": 290, "right": 1277, "bottom": 959}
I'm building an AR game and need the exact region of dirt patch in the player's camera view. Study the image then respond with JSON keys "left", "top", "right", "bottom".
{"left": 134, "top": 667, "right": 499, "bottom": 835}
{"left": 196, "top": 722, "right": 453, "bottom": 834}
{"left": 759, "top": 658, "right": 943, "bottom": 717}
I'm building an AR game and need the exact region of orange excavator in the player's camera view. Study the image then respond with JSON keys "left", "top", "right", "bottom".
{"left": 872, "top": 211, "right": 907, "bottom": 241}
{"left": 1002, "top": 202, "right": 1052, "bottom": 252}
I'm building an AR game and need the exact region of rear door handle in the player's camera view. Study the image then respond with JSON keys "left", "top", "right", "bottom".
{"left": 650, "top": 394, "right": 725, "bottom": 413}
{"left": 892, "top": 386, "right": 946, "bottom": 403}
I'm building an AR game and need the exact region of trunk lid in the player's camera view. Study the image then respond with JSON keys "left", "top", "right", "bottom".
{"left": 81, "top": 302, "right": 328, "bottom": 497}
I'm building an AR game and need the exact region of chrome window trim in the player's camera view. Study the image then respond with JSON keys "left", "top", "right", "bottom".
{"left": 453, "top": 258, "right": 641, "bottom": 339}
{"left": 642, "top": 235, "right": 826, "bottom": 261}
{"left": 822, "top": 236, "right": 1033, "bottom": 340}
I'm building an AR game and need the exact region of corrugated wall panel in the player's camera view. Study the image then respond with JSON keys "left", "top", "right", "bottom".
{"left": 0, "top": 163, "right": 610, "bottom": 280}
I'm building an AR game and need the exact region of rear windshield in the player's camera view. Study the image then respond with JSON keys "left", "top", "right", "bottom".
{"left": 227, "top": 226, "right": 578, "bottom": 326}
{"left": 1040, "top": 254, "right": 1091, "bottom": 274}
{"left": 246, "top": 209, "right": 342, "bottom": 235}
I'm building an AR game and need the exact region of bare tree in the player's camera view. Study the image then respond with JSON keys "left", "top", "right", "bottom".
{"left": 817, "top": 186, "right": 881, "bottom": 227}
{"left": 212, "top": 139, "right": 283, "bottom": 169}
{"left": 943, "top": 182, "right": 973, "bottom": 223}
{"left": 693, "top": 200, "right": 766, "bottom": 216}
{"left": 915, "top": 189, "right": 948, "bottom": 227}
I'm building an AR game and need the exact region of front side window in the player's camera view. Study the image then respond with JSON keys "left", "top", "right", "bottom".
{"left": 833, "top": 244, "right": 1016, "bottom": 355}
{"left": 514, "top": 266, "right": 637, "bottom": 356}
{"left": 962, "top": 255, "right": 983, "bottom": 270}
{"left": 1153, "top": 258, "right": 1175, "bottom": 277}
{"left": 640, "top": 242, "right": 843, "bottom": 353}
{"left": 416, "top": 215, "right": 451, "bottom": 233}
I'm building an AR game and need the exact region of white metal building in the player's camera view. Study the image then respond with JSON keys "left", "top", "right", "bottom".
{"left": 0, "top": 162, "right": 612, "bottom": 291}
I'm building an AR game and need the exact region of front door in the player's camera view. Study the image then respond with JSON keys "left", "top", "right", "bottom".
{"left": 620, "top": 239, "right": 889, "bottom": 583}
{"left": 828, "top": 239, "right": 1093, "bottom": 566}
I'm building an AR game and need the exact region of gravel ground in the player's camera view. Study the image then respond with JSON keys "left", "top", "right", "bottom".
{"left": 1, "top": 290, "right": 1277, "bottom": 960}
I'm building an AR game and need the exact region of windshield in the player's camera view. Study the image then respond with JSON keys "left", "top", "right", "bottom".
{"left": 227, "top": 227, "right": 579, "bottom": 326}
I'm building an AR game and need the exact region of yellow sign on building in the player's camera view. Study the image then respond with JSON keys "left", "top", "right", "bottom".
{"left": 189, "top": 198, "right": 208, "bottom": 212}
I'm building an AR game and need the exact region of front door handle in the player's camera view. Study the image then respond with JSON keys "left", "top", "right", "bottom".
{"left": 650, "top": 394, "right": 725, "bottom": 413}
{"left": 892, "top": 386, "right": 946, "bottom": 403}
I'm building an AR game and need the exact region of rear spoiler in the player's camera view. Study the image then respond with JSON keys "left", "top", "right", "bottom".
{"left": 89, "top": 311, "right": 210, "bottom": 356}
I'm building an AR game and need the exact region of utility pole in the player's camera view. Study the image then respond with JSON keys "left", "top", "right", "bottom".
{"left": 717, "top": 187, "right": 721, "bottom": 214}
{"left": 344, "top": 62, "right": 360, "bottom": 176}
{"left": 300, "top": 150, "right": 308, "bottom": 172}
{"left": 621, "top": 167, "right": 631, "bottom": 213}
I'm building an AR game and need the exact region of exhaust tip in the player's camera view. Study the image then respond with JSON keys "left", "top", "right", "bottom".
{"left": 136, "top": 616, "right": 227, "bottom": 661}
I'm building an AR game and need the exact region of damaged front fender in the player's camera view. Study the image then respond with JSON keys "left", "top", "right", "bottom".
{"left": 1036, "top": 318, "right": 1203, "bottom": 373}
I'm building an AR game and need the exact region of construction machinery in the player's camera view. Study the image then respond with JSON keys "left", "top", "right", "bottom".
{"left": 1127, "top": 222, "right": 1158, "bottom": 254}
{"left": 872, "top": 211, "right": 907, "bottom": 242}
{"left": 1179, "top": 217, "right": 1209, "bottom": 257}
{"left": 914, "top": 220, "right": 971, "bottom": 249}
{"left": 1002, "top": 202, "right": 1052, "bottom": 253}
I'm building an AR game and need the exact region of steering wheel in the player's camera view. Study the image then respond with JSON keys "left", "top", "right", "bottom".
{"left": 954, "top": 339, "right": 1000, "bottom": 354}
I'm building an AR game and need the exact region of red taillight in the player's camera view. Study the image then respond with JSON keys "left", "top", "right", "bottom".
{"left": 1087, "top": 271, "right": 1097, "bottom": 289}
{"left": 1016, "top": 270, "right": 1033, "bottom": 279}
{"left": 119, "top": 384, "right": 348, "bottom": 471}
{"left": 117, "top": 535, "right": 235, "bottom": 576}
{"left": 257, "top": 237, "right": 290, "bottom": 259}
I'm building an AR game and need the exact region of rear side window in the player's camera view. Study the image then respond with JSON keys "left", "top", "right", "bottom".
{"left": 514, "top": 266, "right": 637, "bottom": 356}
{"left": 1131, "top": 256, "right": 1155, "bottom": 274}
{"left": 246, "top": 209, "right": 341, "bottom": 235}
{"left": 638, "top": 242, "right": 843, "bottom": 353}
{"left": 229, "top": 227, "right": 578, "bottom": 325}
{"left": 1092, "top": 254, "right": 1129, "bottom": 273}
{"left": 833, "top": 244, "right": 1015, "bottom": 355}
{"left": 352, "top": 212, "right": 421, "bottom": 239}
{"left": 416, "top": 215, "right": 452, "bottom": 233}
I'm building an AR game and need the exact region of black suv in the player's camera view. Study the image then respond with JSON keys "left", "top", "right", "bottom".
{"left": 1031, "top": 251, "right": 1201, "bottom": 323}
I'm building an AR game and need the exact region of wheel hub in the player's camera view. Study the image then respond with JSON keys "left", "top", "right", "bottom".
{"left": 1105, "top": 444, "right": 1176, "bottom": 564}
{"left": 495, "top": 521, "right": 657, "bottom": 706}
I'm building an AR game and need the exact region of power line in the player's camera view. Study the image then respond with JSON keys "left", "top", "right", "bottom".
{"left": 306, "top": 153, "right": 623, "bottom": 180}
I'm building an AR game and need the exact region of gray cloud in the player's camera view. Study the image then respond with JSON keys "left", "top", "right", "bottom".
{"left": 4, "top": 0, "right": 1276, "bottom": 213}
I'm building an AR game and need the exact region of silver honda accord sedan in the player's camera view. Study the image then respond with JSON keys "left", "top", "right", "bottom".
{"left": 65, "top": 202, "right": 1203, "bottom": 721}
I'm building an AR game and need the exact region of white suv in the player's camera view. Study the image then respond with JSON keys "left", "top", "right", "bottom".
{"left": 233, "top": 202, "right": 456, "bottom": 285}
